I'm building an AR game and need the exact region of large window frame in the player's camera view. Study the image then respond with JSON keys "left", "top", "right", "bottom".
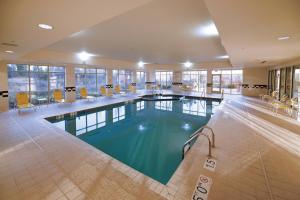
{"left": 155, "top": 71, "right": 173, "bottom": 89}
{"left": 8, "top": 64, "right": 65, "bottom": 109}
{"left": 182, "top": 70, "right": 207, "bottom": 92}
{"left": 75, "top": 67, "right": 106, "bottom": 97}
{"left": 113, "top": 69, "right": 133, "bottom": 90}
{"left": 212, "top": 69, "right": 243, "bottom": 94}
{"left": 136, "top": 71, "right": 146, "bottom": 89}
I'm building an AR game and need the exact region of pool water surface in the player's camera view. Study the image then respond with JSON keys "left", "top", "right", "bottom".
{"left": 46, "top": 98, "right": 219, "bottom": 184}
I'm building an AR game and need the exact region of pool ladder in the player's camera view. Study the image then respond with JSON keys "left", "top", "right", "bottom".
{"left": 182, "top": 125, "right": 215, "bottom": 159}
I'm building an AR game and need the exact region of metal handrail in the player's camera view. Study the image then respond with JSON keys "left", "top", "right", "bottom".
{"left": 182, "top": 125, "right": 215, "bottom": 159}
{"left": 189, "top": 125, "right": 215, "bottom": 147}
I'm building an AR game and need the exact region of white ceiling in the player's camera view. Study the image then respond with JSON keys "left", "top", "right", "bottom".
{"left": 45, "top": 0, "right": 228, "bottom": 65}
{"left": 0, "top": 0, "right": 153, "bottom": 60}
{"left": 204, "top": 0, "right": 300, "bottom": 67}
{"left": 1, "top": 0, "right": 300, "bottom": 67}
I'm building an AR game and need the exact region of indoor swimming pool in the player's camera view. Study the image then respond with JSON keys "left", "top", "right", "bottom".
{"left": 46, "top": 98, "right": 220, "bottom": 184}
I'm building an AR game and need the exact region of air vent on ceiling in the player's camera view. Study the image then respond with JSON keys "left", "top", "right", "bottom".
{"left": 1, "top": 42, "right": 18, "bottom": 47}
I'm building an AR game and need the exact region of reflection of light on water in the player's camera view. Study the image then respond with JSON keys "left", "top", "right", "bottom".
{"left": 138, "top": 124, "right": 145, "bottom": 131}
{"left": 182, "top": 123, "right": 191, "bottom": 130}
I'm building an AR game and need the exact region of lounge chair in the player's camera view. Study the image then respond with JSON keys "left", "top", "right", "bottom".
{"left": 128, "top": 85, "right": 136, "bottom": 94}
{"left": 100, "top": 86, "right": 113, "bottom": 97}
{"left": 79, "top": 88, "right": 95, "bottom": 101}
{"left": 115, "top": 85, "right": 125, "bottom": 95}
{"left": 53, "top": 89, "right": 65, "bottom": 103}
{"left": 16, "top": 92, "right": 36, "bottom": 113}
{"left": 115, "top": 85, "right": 121, "bottom": 94}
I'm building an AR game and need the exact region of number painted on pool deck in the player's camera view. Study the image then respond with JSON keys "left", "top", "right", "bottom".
{"left": 191, "top": 175, "right": 212, "bottom": 200}
{"left": 203, "top": 158, "right": 217, "bottom": 172}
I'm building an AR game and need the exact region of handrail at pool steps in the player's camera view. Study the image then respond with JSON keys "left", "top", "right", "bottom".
{"left": 182, "top": 125, "right": 215, "bottom": 159}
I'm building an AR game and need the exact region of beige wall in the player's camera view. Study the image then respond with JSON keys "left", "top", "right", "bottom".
{"left": 65, "top": 65, "right": 76, "bottom": 102}
{"left": 242, "top": 67, "right": 268, "bottom": 97}
{"left": 0, "top": 61, "right": 8, "bottom": 112}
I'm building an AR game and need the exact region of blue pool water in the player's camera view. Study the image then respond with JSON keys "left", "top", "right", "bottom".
{"left": 46, "top": 98, "right": 220, "bottom": 184}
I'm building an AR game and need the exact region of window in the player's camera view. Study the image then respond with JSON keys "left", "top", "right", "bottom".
{"left": 182, "top": 71, "right": 207, "bottom": 92}
{"left": 113, "top": 70, "right": 132, "bottom": 90}
{"left": 136, "top": 71, "right": 146, "bottom": 89}
{"left": 113, "top": 106, "right": 125, "bottom": 122}
{"left": 182, "top": 100, "right": 206, "bottom": 116}
{"left": 49, "top": 66, "right": 65, "bottom": 99}
{"left": 136, "top": 101, "right": 145, "bottom": 111}
{"left": 155, "top": 101, "right": 172, "bottom": 111}
{"left": 8, "top": 64, "right": 30, "bottom": 108}
{"left": 155, "top": 71, "right": 173, "bottom": 89}
{"left": 212, "top": 69, "right": 243, "bottom": 94}
{"left": 75, "top": 110, "right": 107, "bottom": 135}
{"left": 293, "top": 68, "right": 300, "bottom": 99}
{"left": 7, "top": 64, "right": 65, "bottom": 108}
{"left": 75, "top": 67, "right": 106, "bottom": 97}
{"left": 30, "top": 65, "right": 49, "bottom": 104}
{"left": 230, "top": 70, "right": 243, "bottom": 94}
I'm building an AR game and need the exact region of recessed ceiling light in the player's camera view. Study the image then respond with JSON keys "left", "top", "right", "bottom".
{"left": 138, "top": 61, "right": 146, "bottom": 67}
{"left": 184, "top": 61, "right": 193, "bottom": 68}
{"left": 38, "top": 23, "right": 53, "bottom": 30}
{"left": 77, "top": 51, "right": 93, "bottom": 61}
{"left": 4, "top": 50, "right": 14, "bottom": 54}
{"left": 278, "top": 36, "right": 290, "bottom": 40}
{"left": 217, "top": 55, "right": 229, "bottom": 59}
{"left": 194, "top": 22, "right": 219, "bottom": 37}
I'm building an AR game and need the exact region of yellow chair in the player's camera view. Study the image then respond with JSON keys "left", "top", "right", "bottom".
{"left": 263, "top": 91, "right": 278, "bottom": 102}
{"left": 128, "top": 85, "right": 136, "bottom": 94}
{"left": 16, "top": 92, "right": 35, "bottom": 113}
{"left": 100, "top": 86, "right": 107, "bottom": 96}
{"left": 53, "top": 89, "right": 65, "bottom": 103}
{"left": 79, "top": 88, "right": 95, "bottom": 100}
{"left": 280, "top": 94, "right": 288, "bottom": 103}
{"left": 100, "top": 86, "right": 113, "bottom": 97}
{"left": 115, "top": 85, "right": 121, "bottom": 94}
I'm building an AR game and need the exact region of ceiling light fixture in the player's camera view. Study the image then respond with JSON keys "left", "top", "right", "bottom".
{"left": 278, "top": 36, "right": 290, "bottom": 40}
{"left": 4, "top": 50, "right": 14, "bottom": 54}
{"left": 138, "top": 61, "right": 146, "bottom": 67}
{"left": 184, "top": 61, "right": 193, "bottom": 68}
{"left": 77, "top": 51, "right": 93, "bottom": 62}
{"left": 194, "top": 22, "right": 219, "bottom": 37}
{"left": 217, "top": 55, "right": 229, "bottom": 59}
{"left": 38, "top": 23, "right": 53, "bottom": 30}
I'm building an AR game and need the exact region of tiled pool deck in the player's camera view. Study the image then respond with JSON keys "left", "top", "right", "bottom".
{"left": 1, "top": 91, "right": 300, "bottom": 200}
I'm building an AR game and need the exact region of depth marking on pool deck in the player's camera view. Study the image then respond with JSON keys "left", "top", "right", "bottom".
{"left": 203, "top": 158, "right": 217, "bottom": 172}
{"left": 191, "top": 175, "right": 213, "bottom": 200}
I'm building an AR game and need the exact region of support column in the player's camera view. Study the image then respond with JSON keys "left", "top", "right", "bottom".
{"left": 131, "top": 70, "right": 137, "bottom": 90}
{"left": 207, "top": 68, "right": 213, "bottom": 94}
{"left": 0, "top": 61, "right": 8, "bottom": 112}
{"left": 65, "top": 65, "right": 76, "bottom": 102}
{"left": 172, "top": 71, "right": 182, "bottom": 92}
{"left": 145, "top": 68, "right": 155, "bottom": 89}
{"left": 106, "top": 69, "right": 113, "bottom": 94}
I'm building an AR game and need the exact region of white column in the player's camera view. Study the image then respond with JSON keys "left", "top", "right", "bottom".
{"left": 65, "top": 65, "right": 76, "bottom": 102}
{"left": 132, "top": 70, "right": 137, "bottom": 90}
{"left": 146, "top": 68, "right": 155, "bottom": 89}
{"left": 106, "top": 69, "right": 113, "bottom": 93}
{"left": 173, "top": 71, "right": 182, "bottom": 92}
{"left": 0, "top": 61, "right": 8, "bottom": 112}
{"left": 207, "top": 68, "right": 213, "bottom": 94}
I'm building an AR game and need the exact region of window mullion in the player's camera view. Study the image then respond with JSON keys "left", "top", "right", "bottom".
{"left": 28, "top": 65, "right": 31, "bottom": 102}
{"left": 48, "top": 66, "right": 50, "bottom": 103}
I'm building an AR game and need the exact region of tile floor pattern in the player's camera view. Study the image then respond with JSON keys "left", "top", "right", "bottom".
{"left": 0, "top": 92, "right": 300, "bottom": 200}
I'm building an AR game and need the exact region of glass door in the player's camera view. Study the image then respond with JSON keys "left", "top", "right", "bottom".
{"left": 212, "top": 74, "right": 221, "bottom": 93}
